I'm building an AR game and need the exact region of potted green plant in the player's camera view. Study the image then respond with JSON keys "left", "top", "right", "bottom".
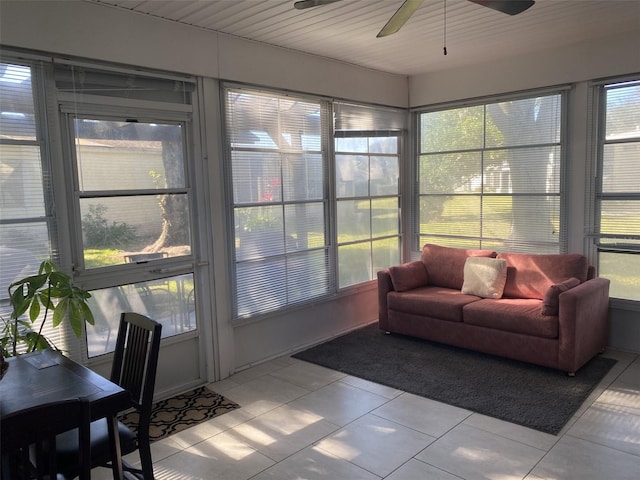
{"left": 0, "top": 260, "right": 95, "bottom": 357}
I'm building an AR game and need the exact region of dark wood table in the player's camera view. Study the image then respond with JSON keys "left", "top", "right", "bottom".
{"left": 0, "top": 349, "right": 132, "bottom": 479}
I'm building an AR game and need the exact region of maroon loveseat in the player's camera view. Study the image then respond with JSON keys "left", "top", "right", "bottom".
{"left": 377, "top": 244, "right": 611, "bottom": 375}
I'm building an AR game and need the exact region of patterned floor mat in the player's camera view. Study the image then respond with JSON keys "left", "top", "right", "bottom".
{"left": 120, "top": 386, "right": 241, "bottom": 442}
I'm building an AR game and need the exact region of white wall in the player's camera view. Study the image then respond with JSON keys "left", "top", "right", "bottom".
{"left": 409, "top": 31, "right": 640, "bottom": 107}
{"left": 0, "top": 0, "right": 407, "bottom": 107}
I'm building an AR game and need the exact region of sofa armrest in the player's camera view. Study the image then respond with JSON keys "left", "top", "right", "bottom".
{"left": 377, "top": 269, "right": 394, "bottom": 330}
{"left": 557, "top": 277, "right": 610, "bottom": 373}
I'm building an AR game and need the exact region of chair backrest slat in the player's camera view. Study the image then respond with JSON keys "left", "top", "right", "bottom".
{"left": 110, "top": 312, "right": 162, "bottom": 413}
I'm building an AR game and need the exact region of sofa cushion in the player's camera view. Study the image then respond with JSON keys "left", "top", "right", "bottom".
{"left": 463, "top": 298, "right": 559, "bottom": 338}
{"left": 497, "top": 253, "right": 588, "bottom": 300}
{"left": 388, "top": 261, "right": 428, "bottom": 292}
{"left": 461, "top": 257, "right": 508, "bottom": 299}
{"left": 421, "top": 244, "right": 497, "bottom": 290}
{"left": 541, "top": 277, "right": 581, "bottom": 316}
{"left": 388, "top": 286, "right": 481, "bottom": 323}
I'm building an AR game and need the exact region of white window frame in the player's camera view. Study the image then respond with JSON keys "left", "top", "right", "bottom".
{"left": 588, "top": 75, "right": 640, "bottom": 307}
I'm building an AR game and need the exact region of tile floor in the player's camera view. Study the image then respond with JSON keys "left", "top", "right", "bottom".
{"left": 93, "top": 347, "right": 640, "bottom": 480}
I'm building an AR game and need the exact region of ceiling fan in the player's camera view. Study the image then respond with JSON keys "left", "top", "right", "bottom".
{"left": 293, "top": 0, "right": 535, "bottom": 38}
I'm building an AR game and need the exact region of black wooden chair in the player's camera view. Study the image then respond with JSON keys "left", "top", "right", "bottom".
{"left": 56, "top": 312, "right": 162, "bottom": 479}
{"left": 1, "top": 397, "right": 91, "bottom": 480}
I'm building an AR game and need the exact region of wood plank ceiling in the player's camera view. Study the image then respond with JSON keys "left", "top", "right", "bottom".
{"left": 87, "top": 0, "right": 640, "bottom": 75}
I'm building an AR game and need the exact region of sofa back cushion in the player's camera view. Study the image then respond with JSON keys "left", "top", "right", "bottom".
{"left": 497, "top": 253, "right": 588, "bottom": 300}
{"left": 388, "top": 261, "right": 428, "bottom": 292}
{"left": 421, "top": 244, "right": 497, "bottom": 290}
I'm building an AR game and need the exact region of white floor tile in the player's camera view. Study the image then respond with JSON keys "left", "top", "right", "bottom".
{"left": 385, "top": 459, "right": 463, "bottom": 480}
{"left": 339, "top": 375, "right": 404, "bottom": 399}
{"left": 218, "top": 375, "right": 311, "bottom": 417}
{"left": 463, "top": 414, "right": 558, "bottom": 451}
{"left": 289, "top": 381, "right": 390, "bottom": 426}
{"left": 315, "top": 413, "right": 436, "bottom": 477}
{"left": 530, "top": 435, "right": 640, "bottom": 480}
{"left": 228, "top": 403, "right": 339, "bottom": 461}
{"left": 154, "top": 430, "right": 275, "bottom": 480}
{"left": 372, "top": 393, "right": 471, "bottom": 438}
{"left": 567, "top": 402, "right": 640, "bottom": 456}
{"left": 416, "top": 423, "right": 546, "bottom": 480}
{"left": 269, "top": 361, "right": 346, "bottom": 391}
{"left": 250, "top": 445, "right": 382, "bottom": 480}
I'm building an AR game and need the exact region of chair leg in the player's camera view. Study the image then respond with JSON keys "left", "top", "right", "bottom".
{"left": 138, "top": 434, "right": 154, "bottom": 480}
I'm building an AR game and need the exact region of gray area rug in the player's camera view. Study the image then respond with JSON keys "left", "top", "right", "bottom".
{"left": 293, "top": 323, "right": 616, "bottom": 435}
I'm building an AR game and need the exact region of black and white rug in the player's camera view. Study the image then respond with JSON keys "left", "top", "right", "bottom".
{"left": 120, "top": 386, "right": 240, "bottom": 442}
{"left": 293, "top": 323, "right": 616, "bottom": 435}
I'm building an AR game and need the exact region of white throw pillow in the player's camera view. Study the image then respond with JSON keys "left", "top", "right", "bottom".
{"left": 461, "top": 257, "right": 508, "bottom": 299}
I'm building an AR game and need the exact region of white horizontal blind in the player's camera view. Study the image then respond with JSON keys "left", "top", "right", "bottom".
{"left": 334, "top": 102, "right": 405, "bottom": 288}
{"left": 594, "top": 79, "right": 640, "bottom": 301}
{"left": 224, "top": 88, "right": 331, "bottom": 318}
{"left": 0, "top": 60, "right": 64, "bottom": 352}
{"left": 416, "top": 91, "right": 565, "bottom": 254}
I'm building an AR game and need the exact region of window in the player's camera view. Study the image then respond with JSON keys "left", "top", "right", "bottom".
{"left": 55, "top": 63, "right": 199, "bottom": 356}
{"left": 0, "top": 59, "right": 65, "bottom": 351}
{"left": 416, "top": 91, "right": 565, "bottom": 253}
{"left": 224, "top": 88, "right": 331, "bottom": 318}
{"left": 592, "top": 79, "right": 640, "bottom": 302}
{"left": 334, "top": 103, "right": 405, "bottom": 288}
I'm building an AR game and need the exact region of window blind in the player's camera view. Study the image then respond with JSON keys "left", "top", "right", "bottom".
{"left": 416, "top": 91, "right": 565, "bottom": 254}
{"left": 224, "top": 87, "right": 332, "bottom": 318}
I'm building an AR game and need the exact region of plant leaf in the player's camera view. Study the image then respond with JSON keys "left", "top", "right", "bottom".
{"left": 29, "top": 296, "right": 41, "bottom": 322}
{"left": 80, "top": 301, "right": 95, "bottom": 326}
{"left": 52, "top": 297, "right": 69, "bottom": 328}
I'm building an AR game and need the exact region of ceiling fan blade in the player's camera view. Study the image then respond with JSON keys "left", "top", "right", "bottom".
{"left": 377, "top": 0, "right": 425, "bottom": 38}
{"left": 467, "top": 0, "right": 535, "bottom": 16}
{"left": 294, "top": 0, "right": 343, "bottom": 10}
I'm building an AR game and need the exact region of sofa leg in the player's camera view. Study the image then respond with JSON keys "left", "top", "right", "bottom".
{"left": 568, "top": 372, "right": 576, "bottom": 377}
{"left": 385, "top": 331, "right": 391, "bottom": 335}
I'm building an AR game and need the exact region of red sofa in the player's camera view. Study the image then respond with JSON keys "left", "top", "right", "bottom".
{"left": 377, "top": 244, "right": 611, "bottom": 375}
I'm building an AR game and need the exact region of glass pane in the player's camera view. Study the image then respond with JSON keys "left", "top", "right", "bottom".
{"left": 231, "top": 151, "right": 281, "bottom": 204}
{"left": 483, "top": 196, "right": 560, "bottom": 245}
{"left": 286, "top": 250, "right": 331, "bottom": 303}
{"left": 336, "top": 154, "right": 368, "bottom": 198}
{"left": 284, "top": 203, "right": 325, "bottom": 252}
{"left": 371, "top": 198, "right": 398, "bottom": 237}
{"left": 492, "top": 146, "right": 561, "bottom": 194}
{"left": 0, "top": 223, "right": 50, "bottom": 301}
{"left": 80, "top": 195, "right": 191, "bottom": 268}
{"left": 338, "top": 242, "right": 371, "bottom": 288}
{"left": 0, "top": 63, "right": 36, "bottom": 141}
{"left": 369, "top": 137, "right": 398, "bottom": 154}
{"left": 336, "top": 137, "right": 367, "bottom": 153}
{"left": 85, "top": 274, "right": 196, "bottom": 357}
{"left": 606, "top": 84, "right": 640, "bottom": 139}
{"left": 486, "top": 94, "right": 562, "bottom": 147}
{"left": 235, "top": 205, "right": 284, "bottom": 260}
{"left": 0, "top": 145, "right": 45, "bottom": 219}
{"left": 419, "top": 152, "right": 482, "bottom": 194}
{"left": 283, "top": 154, "right": 323, "bottom": 201}
{"left": 600, "top": 200, "right": 640, "bottom": 237}
{"left": 236, "top": 258, "right": 286, "bottom": 317}
{"left": 74, "top": 119, "right": 185, "bottom": 191}
{"left": 227, "top": 92, "right": 321, "bottom": 151}
{"left": 420, "top": 195, "right": 481, "bottom": 237}
{"left": 420, "top": 106, "right": 485, "bottom": 152}
{"left": 603, "top": 143, "right": 640, "bottom": 193}
{"left": 372, "top": 237, "right": 401, "bottom": 274}
{"left": 370, "top": 156, "right": 398, "bottom": 196}
{"left": 337, "top": 200, "right": 371, "bottom": 243}
{"left": 599, "top": 251, "right": 640, "bottom": 301}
